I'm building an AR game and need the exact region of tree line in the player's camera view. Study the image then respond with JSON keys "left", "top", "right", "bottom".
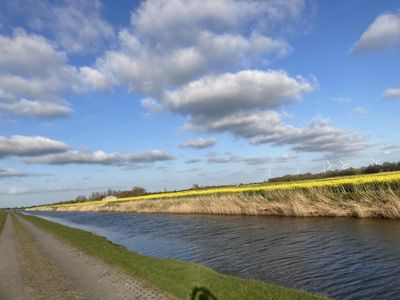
{"left": 268, "top": 161, "right": 400, "bottom": 183}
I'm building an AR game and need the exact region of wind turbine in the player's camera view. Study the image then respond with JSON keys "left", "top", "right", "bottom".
{"left": 295, "top": 167, "right": 301, "bottom": 175}
{"left": 340, "top": 160, "right": 349, "bottom": 170}
{"left": 266, "top": 167, "right": 272, "bottom": 181}
{"left": 370, "top": 158, "right": 381, "bottom": 165}
{"left": 326, "top": 160, "right": 336, "bottom": 171}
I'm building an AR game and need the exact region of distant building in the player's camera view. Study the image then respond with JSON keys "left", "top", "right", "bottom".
{"left": 102, "top": 196, "right": 117, "bottom": 201}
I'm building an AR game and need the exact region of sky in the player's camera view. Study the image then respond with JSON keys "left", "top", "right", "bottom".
{"left": 0, "top": 0, "right": 399, "bottom": 208}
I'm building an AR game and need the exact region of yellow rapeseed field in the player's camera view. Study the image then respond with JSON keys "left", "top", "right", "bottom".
{"left": 46, "top": 171, "right": 400, "bottom": 209}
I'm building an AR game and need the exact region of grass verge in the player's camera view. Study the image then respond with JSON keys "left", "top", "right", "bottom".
{"left": 19, "top": 213, "right": 326, "bottom": 300}
{"left": 0, "top": 211, "right": 7, "bottom": 233}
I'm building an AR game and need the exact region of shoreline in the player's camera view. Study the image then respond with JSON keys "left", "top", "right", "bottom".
{"left": 28, "top": 172, "right": 400, "bottom": 219}
{"left": 0, "top": 212, "right": 170, "bottom": 299}
{"left": 17, "top": 212, "right": 324, "bottom": 299}
{"left": 30, "top": 186, "right": 400, "bottom": 219}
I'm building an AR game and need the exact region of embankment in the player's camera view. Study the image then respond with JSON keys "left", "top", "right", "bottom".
{"left": 19, "top": 213, "right": 324, "bottom": 299}
{"left": 32, "top": 185, "right": 400, "bottom": 219}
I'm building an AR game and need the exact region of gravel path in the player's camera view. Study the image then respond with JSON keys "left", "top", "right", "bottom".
{"left": 0, "top": 213, "right": 172, "bottom": 300}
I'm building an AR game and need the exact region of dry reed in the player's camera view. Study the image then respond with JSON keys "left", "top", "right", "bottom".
{"left": 32, "top": 186, "right": 400, "bottom": 219}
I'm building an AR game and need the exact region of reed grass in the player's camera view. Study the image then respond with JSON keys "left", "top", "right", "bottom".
{"left": 32, "top": 171, "right": 400, "bottom": 210}
{"left": 32, "top": 184, "right": 400, "bottom": 219}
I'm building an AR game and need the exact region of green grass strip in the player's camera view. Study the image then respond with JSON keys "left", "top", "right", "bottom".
{"left": 0, "top": 211, "right": 7, "bottom": 234}
{"left": 19, "top": 213, "right": 326, "bottom": 300}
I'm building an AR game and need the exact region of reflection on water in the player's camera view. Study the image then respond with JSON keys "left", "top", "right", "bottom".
{"left": 27, "top": 211, "right": 400, "bottom": 299}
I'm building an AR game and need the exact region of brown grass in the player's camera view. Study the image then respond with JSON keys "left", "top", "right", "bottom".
{"left": 33, "top": 186, "right": 400, "bottom": 220}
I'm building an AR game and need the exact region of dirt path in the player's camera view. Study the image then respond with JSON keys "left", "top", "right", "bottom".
{"left": 0, "top": 213, "right": 171, "bottom": 300}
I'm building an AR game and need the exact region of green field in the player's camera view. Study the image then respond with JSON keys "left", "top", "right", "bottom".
{"left": 19, "top": 213, "right": 326, "bottom": 300}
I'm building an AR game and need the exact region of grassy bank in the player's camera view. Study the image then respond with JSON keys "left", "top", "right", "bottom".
{"left": 31, "top": 172, "right": 400, "bottom": 219}
{"left": 0, "top": 211, "right": 7, "bottom": 233}
{"left": 19, "top": 213, "right": 324, "bottom": 300}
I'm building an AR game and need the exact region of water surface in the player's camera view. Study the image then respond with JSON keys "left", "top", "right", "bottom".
{"left": 27, "top": 211, "right": 400, "bottom": 299}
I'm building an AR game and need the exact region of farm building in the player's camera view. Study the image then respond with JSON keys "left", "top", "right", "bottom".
{"left": 102, "top": 196, "right": 117, "bottom": 201}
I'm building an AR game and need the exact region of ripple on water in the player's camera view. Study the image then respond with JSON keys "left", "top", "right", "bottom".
{"left": 27, "top": 212, "right": 400, "bottom": 300}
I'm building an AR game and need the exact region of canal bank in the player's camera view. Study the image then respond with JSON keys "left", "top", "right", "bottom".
{"left": 1, "top": 212, "right": 322, "bottom": 299}
{"left": 25, "top": 211, "right": 400, "bottom": 300}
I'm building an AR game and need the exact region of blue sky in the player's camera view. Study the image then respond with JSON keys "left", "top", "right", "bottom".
{"left": 0, "top": 0, "right": 399, "bottom": 208}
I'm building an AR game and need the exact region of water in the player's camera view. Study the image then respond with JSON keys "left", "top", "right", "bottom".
{"left": 26, "top": 211, "right": 400, "bottom": 299}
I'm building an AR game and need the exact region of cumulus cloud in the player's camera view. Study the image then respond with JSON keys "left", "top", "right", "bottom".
{"left": 0, "top": 135, "right": 68, "bottom": 158}
{"left": 189, "top": 111, "right": 369, "bottom": 158}
{"left": 155, "top": 62, "right": 369, "bottom": 158}
{"left": 383, "top": 88, "right": 400, "bottom": 99}
{"left": 23, "top": 149, "right": 174, "bottom": 166}
{"left": 8, "top": 0, "right": 114, "bottom": 54}
{"left": 165, "top": 70, "right": 313, "bottom": 117}
{"left": 82, "top": 0, "right": 310, "bottom": 94}
{"left": 181, "top": 138, "right": 216, "bottom": 149}
{"left": 0, "top": 134, "right": 173, "bottom": 168}
{"left": 0, "top": 98, "right": 72, "bottom": 117}
{"left": 0, "top": 30, "right": 81, "bottom": 118}
{"left": 351, "top": 12, "right": 400, "bottom": 53}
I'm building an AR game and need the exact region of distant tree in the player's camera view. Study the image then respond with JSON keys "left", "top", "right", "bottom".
{"left": 75, "top": 195, "right": 87, "bottom": 202}
{"left": 131, "top": 186, "right": 146, "bottom": 196}
{"left": 192, "top": 184, "right": 200, "bottom": 190}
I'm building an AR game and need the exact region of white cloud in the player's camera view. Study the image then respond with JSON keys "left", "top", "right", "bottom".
{"left": 6, "top": 184, "right": 103, "bottom": 195}
{"left": 383, "top": 88, "right": 400, "bottom": 99}
{"left": 161, "top": 68, "right": 368, "bottom": 158}
{"left": 208, "top": 154, "right": 239, "bottom": 164}
{"left": 185, "top": 158, "right": 202, "bottom": 164}
{"left": 382, "top": 144, "right": 400, "bottom": 155}
{"left": 351, "top": 12, "right": 400, "bottom": 53}
{"left": 206, "top": 154, "right": 271, "bottom": 165}
{"left": 8, "top": 186, "right": 30, "bottom": 195}
{"left": 83, "top": 0, "right": 310, "bottom": 94}
{"left": 0, "top": 135, "right": 68, "bottom": 158}
{"left": 181, "top": 138, "right": 216, "bottom": 149}
{"left": 133, "top": 0, "right": 308, "bottom": 41}
{"left": 242, "top": 156, "right": 272, "bottom": 165}
{"left": 165, "top": 70, "right": 314, "bottom": 117}
{"left": 188, "top": 110, "right": 369, "bottom": 158}
{"left": 141, "top": 97, "right": 163, "bottom": 115}
{"left": 351, "top": 106, "right": 368, "bottom": 117}
{"left": 276, "top": 154, "right": 297, "bottom": 163}
{"left": 0, "top": 98, "right": 72, "bottom": 117}
{"left": 8, "top": 0, "right": 114, "bottom": 54}
{"left": 332, "top": 96, "right": 352, "bottom": 104}
{"left": 79, "top": 66, "right": 111, "bottom": 90}
{"left": 0, "top": 30, "right": 81, "bottom": 118}
{"left": 0, "top": 134, "right": 174, "bottom": 167}
{"left": 0, "top": 168, "right": 33, "bottom": 178}
{"left": 24, "top": 149, "right": 174, "bottom": 166}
